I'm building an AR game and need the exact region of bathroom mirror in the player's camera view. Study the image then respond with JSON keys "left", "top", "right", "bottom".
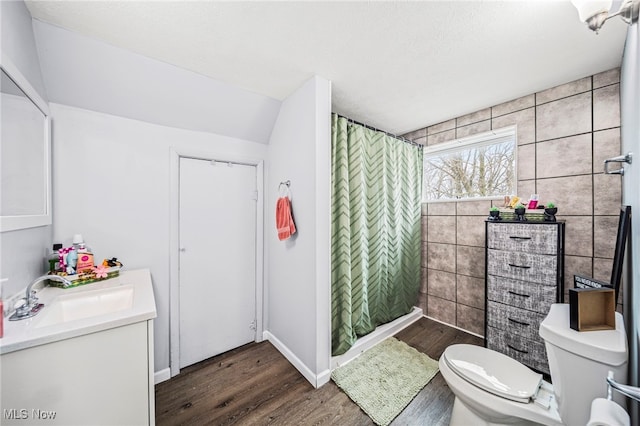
{"left": 0, "top": 55, "right": 51, "bottom": 232}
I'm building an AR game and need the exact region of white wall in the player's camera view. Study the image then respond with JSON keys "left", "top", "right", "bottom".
{"left": 51, "top": 103, "right": 268, "bottom": 372}
{"left": 620, "top": 21, "right": 639, "bottom": 425}
{"left": 25, "top": 16, "right": 285, "bottom": 374}
{"left": 1, "top": 2, "right": 46, "bottom": 98}
{"left": 32, "top": 20, "right": 280, "bottom": 145}
{"left": 0, "top": 0, "right": 51, "bottom": 297}
{"left": 265, "top": 76, "right": 332, "bottom": 387}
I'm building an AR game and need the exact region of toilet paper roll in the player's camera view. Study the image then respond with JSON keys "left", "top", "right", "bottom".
{"left": 587, "top": 398, "right": 630, "bottom": 426}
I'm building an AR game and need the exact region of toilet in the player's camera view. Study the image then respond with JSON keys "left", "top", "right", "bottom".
{"left": 439, "top": 304, "right": 628, "bottom": 425}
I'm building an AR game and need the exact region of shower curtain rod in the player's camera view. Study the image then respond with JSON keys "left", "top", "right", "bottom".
{"left": 336, "top": 113, "right": 424, "bottom": 148}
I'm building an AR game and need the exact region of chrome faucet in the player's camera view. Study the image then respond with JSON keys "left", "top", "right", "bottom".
{"left": 9, "top": 275, "right": 72, "bottom": 321}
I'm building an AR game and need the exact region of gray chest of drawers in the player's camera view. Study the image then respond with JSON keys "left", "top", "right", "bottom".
{"left": 484, "top": 220, "right": 565, "bottom": 375}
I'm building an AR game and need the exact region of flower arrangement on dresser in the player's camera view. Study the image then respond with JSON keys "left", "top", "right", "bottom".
{"left": 490, "top": 195, "right": 559, "bottom": 222}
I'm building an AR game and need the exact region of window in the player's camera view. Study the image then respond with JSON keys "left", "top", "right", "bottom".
{"left": 423, "top": 126, "right": 516, "bottom": 202}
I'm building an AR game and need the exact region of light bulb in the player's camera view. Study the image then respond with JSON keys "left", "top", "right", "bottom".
{"left": 571, "top": 0, "right": 613, "bottom": 22}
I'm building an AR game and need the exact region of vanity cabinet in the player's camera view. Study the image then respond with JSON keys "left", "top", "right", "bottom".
{"left": 1, "top": 320, "right": 154, "bottom": 425}
{"left": 485, "top": 221, "right": 564, "bottom": 375}
{"left": 0, "top": 269, "right": 156, "bottom": 426}
{"left": 1, "top": 320, "right": 155, "bottom": 426}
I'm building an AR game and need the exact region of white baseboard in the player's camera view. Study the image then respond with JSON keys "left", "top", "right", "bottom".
{"left": 316, "top": 369, "right": 331, "bottom": 387}
{"left": 263, "top": 331, "right": 329, "bottom": 389}
{"left": 154, "top": 368, "right": 171, "bottom": 384}
{"left": 331, "top": 307, "right": 423, "bottom": 370}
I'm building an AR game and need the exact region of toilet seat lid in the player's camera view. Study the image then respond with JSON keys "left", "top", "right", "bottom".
{"left": 443, "top": 344, "right": 543, "bottom": 403}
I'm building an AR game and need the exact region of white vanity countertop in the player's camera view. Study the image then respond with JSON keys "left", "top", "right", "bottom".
{"left": 0, "top": 268, "right": 156, "bottom": 354}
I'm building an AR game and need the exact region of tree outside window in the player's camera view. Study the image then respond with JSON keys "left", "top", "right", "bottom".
{"left": 423, "top": 127, "right": 516, "bottom": 202}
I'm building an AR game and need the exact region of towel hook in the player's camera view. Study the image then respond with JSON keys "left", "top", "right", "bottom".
{"left": 278, "top": 180, "right": 291, "bottom": 197}
{"left": 278, "top": 180, "right": 291, "bottom": 190}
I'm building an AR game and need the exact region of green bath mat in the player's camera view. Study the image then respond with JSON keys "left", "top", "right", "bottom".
{"left": 331, "top": 337, "right": 439, "bottom": 426}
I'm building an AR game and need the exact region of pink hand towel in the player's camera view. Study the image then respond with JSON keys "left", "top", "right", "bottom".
{"left": 276, "top": 197, "right": 296, "bottom": 241}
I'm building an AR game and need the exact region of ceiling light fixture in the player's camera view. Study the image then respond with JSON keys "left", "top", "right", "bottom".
{"left": 571, "top": 0, "right": 639, "bottom": 33}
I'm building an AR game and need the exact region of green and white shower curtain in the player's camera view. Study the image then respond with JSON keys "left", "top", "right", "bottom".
{"left": 331, "top": 114, "right": 423, "bottom": 356}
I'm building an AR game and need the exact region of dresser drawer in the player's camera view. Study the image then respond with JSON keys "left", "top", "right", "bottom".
{"left": 487, "top": 275, "right": 557, "bottom": 313}
{"left": 487, "top": 249, "right": 557, "bottom": 285}
{"left": 486, "top": 326, "right": 549, "bottom": 375}
{"left": 487, "top": 301, "right": 546, "bottom": 341}
{"left": 487, "top": 223, "right": 558, "bottom": 255}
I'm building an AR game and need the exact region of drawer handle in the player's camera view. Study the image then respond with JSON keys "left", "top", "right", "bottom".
{"left": 508, "top": 317, "right": 530, "bottom": 327}
{"left": 508, "top": 290, "right": 530, "bottom": 298}
{"left": 507, "top": 344, "right": 529, "bottom": 354}
{"left": 508, "top": 263, "right": 531, "bottom": 269}
{"left": 509, "top": 236, "right": 532, "bottom": 240}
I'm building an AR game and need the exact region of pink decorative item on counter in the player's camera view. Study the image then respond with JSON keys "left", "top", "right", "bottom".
{"left": 93, "top": 265, "right": 109, "bottom": 279}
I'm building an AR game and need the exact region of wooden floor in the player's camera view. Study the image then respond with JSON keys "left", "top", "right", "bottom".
{"left": 155, "top": 317, "right": 483, "bottom": 425}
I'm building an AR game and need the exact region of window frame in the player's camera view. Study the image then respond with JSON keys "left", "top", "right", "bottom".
{"left": 422, "top": 126, "right": 517, "bottom": 203}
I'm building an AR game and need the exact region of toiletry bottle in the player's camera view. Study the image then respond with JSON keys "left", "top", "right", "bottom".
{"left": 72, "top": 234, "right": 87, "bottom": 251}
{"left": 73, "top": 235, "right": 95, "bottom": 273}
{"left": 47, "top": 243, "right": 63, "bottom": 273}
{"left": 76, "top": 244, "right": 95, "bottom": 273}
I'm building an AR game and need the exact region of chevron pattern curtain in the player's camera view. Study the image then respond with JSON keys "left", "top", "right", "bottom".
{"left": 331, "top": 114, "right": 423, "bottom": 356}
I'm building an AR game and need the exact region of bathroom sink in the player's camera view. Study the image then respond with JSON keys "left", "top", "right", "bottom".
{"left": 35, "top": 285, "right": 134, "bottom": 328}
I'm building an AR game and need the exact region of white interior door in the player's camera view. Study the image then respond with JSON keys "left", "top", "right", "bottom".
{"left": 179, "top": 157, "right": 257, "bottom": 368}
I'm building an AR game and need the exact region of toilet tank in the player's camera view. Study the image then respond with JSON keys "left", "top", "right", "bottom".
{"left": 539, "top": 304, "right": 628, "bottom": 426}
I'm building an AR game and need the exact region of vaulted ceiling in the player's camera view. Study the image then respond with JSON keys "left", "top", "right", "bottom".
{"left": 25, "top": 1, "right": 628, "bottom": 135}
